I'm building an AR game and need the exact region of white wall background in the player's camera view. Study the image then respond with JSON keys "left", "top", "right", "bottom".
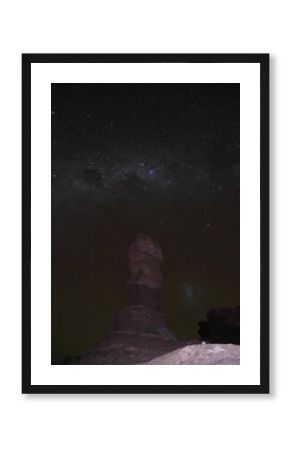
{"left": 0, "top": 1, "right": 287, "bottom": 449}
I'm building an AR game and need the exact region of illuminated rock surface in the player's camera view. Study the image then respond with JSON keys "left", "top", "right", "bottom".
{"left": 143, "top": 343, "right": 240, "bottom": 365}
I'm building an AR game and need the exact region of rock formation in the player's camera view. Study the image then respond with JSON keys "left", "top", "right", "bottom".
{"left": 68, "top": 234, "right": 181, "bottom": 364}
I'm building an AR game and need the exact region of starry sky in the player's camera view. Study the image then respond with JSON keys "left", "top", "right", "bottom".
{"left": 51, "top": 83, "right": 240, "bottom": 364}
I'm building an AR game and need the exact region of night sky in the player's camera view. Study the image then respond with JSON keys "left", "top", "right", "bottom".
{"left": 51, "top": 83, "right": 240, "bottom": 364}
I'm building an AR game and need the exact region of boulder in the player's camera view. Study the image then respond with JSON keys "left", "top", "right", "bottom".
{"left": 143, "top": 343, "right": 240, "bottom": 365}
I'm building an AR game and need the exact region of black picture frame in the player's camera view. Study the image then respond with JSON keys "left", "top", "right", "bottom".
{"left": 22, "top": 53, "right": 269, "bottom": 394}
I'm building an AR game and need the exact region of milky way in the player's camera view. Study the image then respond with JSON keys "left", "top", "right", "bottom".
{"left": 52, "top": 83, "right": 239, "bottom": 206}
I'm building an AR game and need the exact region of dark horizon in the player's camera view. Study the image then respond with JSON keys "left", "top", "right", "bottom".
{"left": 51, "top": 83, "right": 240, "bottom": 364}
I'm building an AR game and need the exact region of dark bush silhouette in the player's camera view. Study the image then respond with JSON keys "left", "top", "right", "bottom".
{"left": 198, "top": 306, "right": 240, "bottom": 344}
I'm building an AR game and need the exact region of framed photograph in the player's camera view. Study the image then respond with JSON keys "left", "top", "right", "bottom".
{"left": 22, "top": 53, "right": 269, "bottom": 394}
